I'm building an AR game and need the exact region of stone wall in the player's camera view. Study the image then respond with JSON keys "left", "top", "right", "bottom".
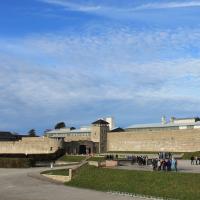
{"left": 0, "top": 137, "right": 63, "bottom": 155}
{"left": 107, "top": 129, "right": 200, "bottom": 152}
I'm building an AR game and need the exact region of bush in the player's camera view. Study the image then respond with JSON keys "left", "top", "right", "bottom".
{"left": 0, "top": 157, "right": 35, "bottom": 168}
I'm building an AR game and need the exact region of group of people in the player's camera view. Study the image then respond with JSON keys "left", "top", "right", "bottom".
{"left": 136, "top": 156, "right": 149, "bottom": 165}
{"left": 105, "top": 153, "right": 178, "bottom": 172}
{"left": 190, "top": 156, "right": 200, "bottom": 165}
{"left": 106, "top": 154, "right": 118, "bottom": 160}
{"left": 152, "top": 158, "right": 178, "bottom": 172}
{"left": 126, "top": 155, "right": 148, "bottom": 165}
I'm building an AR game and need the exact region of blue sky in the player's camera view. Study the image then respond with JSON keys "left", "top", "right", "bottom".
{"left": 1, "top": 0, "right": 200, "bottom": 134}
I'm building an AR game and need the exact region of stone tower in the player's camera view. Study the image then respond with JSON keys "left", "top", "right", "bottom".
{"left": 91, "top": 119, "right": 109, "bottom": 153}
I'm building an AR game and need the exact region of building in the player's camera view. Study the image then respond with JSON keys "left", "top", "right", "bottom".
{"left": 107, "top": 116, "right": 200, "bottom": 153}
{"left": 125, "top": 116, "right": 200, "bottom": 132}
{"left": 45, "top": 119, "right": 110, "bottom": 154}
{"left": 45, "top": 116, "right": 200, "bottom": 154}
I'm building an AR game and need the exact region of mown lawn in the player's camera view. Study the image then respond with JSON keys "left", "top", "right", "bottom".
{"left": 41, "top": 169, "right": 69, "bottom": 176}
{"left": 58, "top": 155, "right": 86, "bottom": 162}
{"left": 107, "top": 151, "right": 158, "bottom": 154}
{"left": 182, "top": 152, "right": 200, "bottom": 160}
{"left": 88, "top": 156, "right": 105, "bottom": 162}
{"left": 66, "top": 165, "right": 200, "bottom": 200}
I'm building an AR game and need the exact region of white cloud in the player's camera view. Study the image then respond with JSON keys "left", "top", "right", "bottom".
{"left": 1, "top": 27, "right": 200, "bottom": 105}
{"left": 2, "top": 25, "right": 200, "bottom": 131}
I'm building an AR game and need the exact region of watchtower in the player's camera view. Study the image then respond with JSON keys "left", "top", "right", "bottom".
{"left": 91, "top": 119, "right": 109, "bottom": 153}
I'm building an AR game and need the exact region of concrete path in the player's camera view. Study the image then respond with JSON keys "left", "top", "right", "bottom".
{"left": 177, "top": 160, "right": 200, "bottom": 173}
{"left": 116, "top": 160, "right": 200, "bottom": 173}
{"left": 0, "top": 167, "right": 154, "bottom": 200}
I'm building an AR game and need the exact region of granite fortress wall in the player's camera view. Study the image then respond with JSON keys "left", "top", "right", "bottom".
{"left": 107, "top": 129, "right": 200, "bottom": 152}
{"left": 0, "top": 137, "right": 63, "bottom": 155}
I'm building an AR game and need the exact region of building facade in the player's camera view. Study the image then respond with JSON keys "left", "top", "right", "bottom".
{"left": 45, "top": 119, "right": 110, "bottom": 154}
{"left": 45, "top": 116, "right": 200, "bottom": 154}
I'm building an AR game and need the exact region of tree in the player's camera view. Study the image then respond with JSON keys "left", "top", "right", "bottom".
{"left": 54, "top": 122, "right": 66, "bottom": 129}
{"left": 28, "top": 129, "right": 37, "bottom": 137}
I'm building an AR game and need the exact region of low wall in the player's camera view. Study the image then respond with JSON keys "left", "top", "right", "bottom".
{"left": 88, "top": 161, "right": 99, "bottom": 167}
{"left": 43, "top": 174, "right": 71, "bottom": 182}
{"left": 0, "top": 137, "right": 64, "bottom": 155}
{"left": 42, "top": 168, "right": 72, "bottom": 183}
{"left": 107, "top": 129, "right": 200, "bottom": 152}
{"left": 105, "top": 160, "right": 118, "bottom": 167}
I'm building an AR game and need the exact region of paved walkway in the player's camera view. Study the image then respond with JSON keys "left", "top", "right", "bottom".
{"left": 1, "top": 160, "right": 200, "bottom": 200}
{"left": 116, "top": 160, "right": 200, "bottom": 173}
{"left": 0, "top": 167, "right": 154, "bottom": 200}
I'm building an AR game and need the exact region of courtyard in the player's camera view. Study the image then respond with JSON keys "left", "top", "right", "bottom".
{"left": 0, "top": 166, "right": 151, "bottom": 200}
{"left": 1, "top": 159, "right": 200, "bottom": 200}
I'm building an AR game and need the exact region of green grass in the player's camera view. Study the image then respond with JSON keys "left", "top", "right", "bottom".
{"left": 41, "top": 169, "right": 69, "bottom": 176}
{"left": 107, "top": 151, "right": 159, "bottom": 154}
{"left": 58, "top": 155, "right": 86, "bottom": 162}
{"left": 182, "top": 152, "right": 200, "bottom": 160}
{"left": 66, "top": 165, "right": 200, "bottom": 200}
{"left": 88, "top": 157, "right": 105, "bottom": 162}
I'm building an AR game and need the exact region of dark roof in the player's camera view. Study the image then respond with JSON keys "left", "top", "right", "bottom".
{"left": 110, "top": 127, "right": 125, "bottom": 132}
{"left": 92, "top": 119, "right": 109, "bottom": 125}
{"left": 0, "top": 132, "right": 17, "bottom": 140}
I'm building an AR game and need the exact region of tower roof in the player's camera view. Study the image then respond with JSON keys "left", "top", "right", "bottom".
{"left": 92, "top": 119, "right": 109, "bottom": 125}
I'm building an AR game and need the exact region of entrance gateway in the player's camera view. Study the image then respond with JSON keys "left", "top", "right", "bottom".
{"left": 79, "top": 145, "right": 86, "bottom": 154}
{"left": 79, "top": 145, "right": 92, "bottom": 154}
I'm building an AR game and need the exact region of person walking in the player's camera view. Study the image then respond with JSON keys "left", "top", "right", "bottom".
{"left": 171, "top": 158, "right": 176, "bottom": 171}
{"left": 166, "top": 159, "right": 171, "bottom": 171}
{"left": 157, "top": 160, "right": 161, "bottom": 171}
{"left": 191, "top": 156, "right": 194, "bottom": 165}
{"left": 195, "top": 156, "right": 198, "bottom": 165}
{"left": 175, "top": 159, "right": 178, "bottom": 172}
{"left": 198, "top": 157, "right": 200, "bottom": 165}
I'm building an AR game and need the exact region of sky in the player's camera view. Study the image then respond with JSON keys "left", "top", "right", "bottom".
{"left": 1, "top": 0, "right": 200, "bottom": 134}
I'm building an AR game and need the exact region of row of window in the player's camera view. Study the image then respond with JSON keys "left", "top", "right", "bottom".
{"left": 48, "top": 133, "right": 91, "bottom": 137}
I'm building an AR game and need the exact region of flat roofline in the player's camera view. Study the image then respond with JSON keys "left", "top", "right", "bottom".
{"left": 126, "top": 121, "right": 200, "bottom": 129}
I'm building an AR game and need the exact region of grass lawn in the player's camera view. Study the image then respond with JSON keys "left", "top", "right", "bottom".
{"left": 41, "top": 169, "right": 69, "bottom": 176}
{"left": 66, "top": 165, "right": 200, "bottom": 200}
{"left": 58, "top": 155, "right": 86, "bottom": 162}
{"left": 88, "top": 157, "right": 105, "bottom": 162}
{"left": 182, "top": 152, "right": 200, "bottom": 160}
{"left": 107, "top": 151, "right": 159, "bottom": 154}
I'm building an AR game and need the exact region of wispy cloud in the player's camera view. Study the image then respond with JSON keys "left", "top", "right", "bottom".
{"left": 135, "top": 1, "right": 200, "bottom": 10}
{"left": 39, "top": 0, "right": 200, "bottom": 14}
{"left": 2, "top": 16, "right": 200, "bottom": 131}
{"left": 36, "top": 0, "right": 200, "bottom": 27}
{"left": 1, "top": 26, "right": 200, "bottom": 111}
{"left": 40, "top": 0, "right": 102, "bottom": 11}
